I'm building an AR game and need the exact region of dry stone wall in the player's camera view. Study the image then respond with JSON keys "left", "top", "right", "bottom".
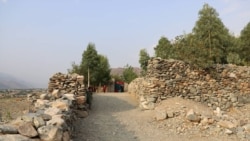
{"left": 128, "top": 57, "right": 250, "bottom": 110}
{"left": 0, "top": 72, "right": 88, "bottom": 141}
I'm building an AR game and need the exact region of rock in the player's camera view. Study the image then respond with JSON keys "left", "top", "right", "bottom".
{"left": 40, "top": 93, "right": 50, "bottom": 100}
{"left": 155, "top": 109, "right": 167, "bottom": 121}
{"left": 243, "top": 124, "right": 250, "bottom": 133}
{"left": 18, "top": 122, "right": 38, "bottom": 137}
{"left": 238, "top": 119, "right": 248, "bottom": 126}
{"left": 0, "top": 134, "right": 38, "bottom": 141}
{"left": 167, "top": 111, "right": 174, "bottom": 118}
{"left": 35, "top": 99, "right": 50, "bottom": 108}
{"left": 21, "top": 113, "right": 38, "bottom": 122}
{"left": 52, "top": 100, "right": 69, "bottom": 111}
{"left": 225, "top": 129, "right": 233, "bottom": 135}
{"left": 200, "top": 117, "right": 209, "bottom": 126}
{"left": 40, "top": 114, "right": 52, "bottom": 121}
{"left": 62, "top": 94, "right": 75, "bottom": 101}
{"left": 246, "top": 133, "right": 250, "bottom": 140}
{"left": 229, "top": 73, "right": 237, "bottom": 78}
{"left": 236, "top": 127, "right": 245, "bottom": 139}
{"left": 147, "top": 97, "right": 157, "bottom": 103}
{"left": 47, "top": 115, "right": 66, "bottom": 129}
{"left": 75, "top": 110, "right": 89, "bottom": 118}
{"left": 0, "top": 124, "right": 18, "bottom": 134}
{"left": 207, "top": 118, "right": 214, "bottom": 124}
{"left": 76, "top": 96, "right": 86, "bottom": 105}
{"left": 186, "top": 109, "right": 200, "bottom": 122}
{"left": 140, "top": 101, "right": 155, "bottom": 110}
{"left": 10, "top": 116, "right": 25, "bottom": 127}
{"left": 52, "top": 89, "right": 61, "bottom": 98}
{"left": 214, "top": 107, "right": 223, "bottom": 117}
{"left": 217, "top": 120, "right": 236, "bottom": 129}
{"left": 44, "top": 107, "right": 62, "bottom": 116}
{"left": 33, "top": 116, "right": 45, "bottom": 128}
{"left": 38, "top": 125, "right": 63, "bottom": 141}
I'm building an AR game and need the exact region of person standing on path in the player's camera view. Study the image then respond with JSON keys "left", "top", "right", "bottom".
{"left": 103, "top": 85, "right": 107, "bottom": 93}
{"left": 86, "top": 87, "right": 93, "bottom": 109}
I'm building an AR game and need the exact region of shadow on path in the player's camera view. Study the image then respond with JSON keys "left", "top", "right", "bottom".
{"left": 73, "top": 93, "right": 139, "bottom": 141}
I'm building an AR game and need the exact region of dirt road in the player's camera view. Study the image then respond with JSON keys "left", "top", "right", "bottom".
{"left": 73, "top": 93, "right": 139, "bottom": 141}
{"left": 73, "top": 93, "right": 240, "bottom": 141}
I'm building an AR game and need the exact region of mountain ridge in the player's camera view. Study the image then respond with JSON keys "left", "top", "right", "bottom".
{"left": 0, "top": 72, "right": 34, "bottom": 89}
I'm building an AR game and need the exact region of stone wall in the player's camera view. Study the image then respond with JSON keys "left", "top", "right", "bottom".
{"left": 128, "top": 58, "right": 250, "bottom": 110}
{"left": 0, "top": 73, "right": 88, "bottom": 141}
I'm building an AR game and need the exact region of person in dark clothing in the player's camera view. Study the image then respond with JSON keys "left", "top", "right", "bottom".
{"left": 86, "top": 87, "right": 93, "bottom": 110}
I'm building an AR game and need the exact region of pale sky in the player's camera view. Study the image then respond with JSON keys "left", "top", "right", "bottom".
{"left": 0, "top": 0, "right": 249, "bottom": 88}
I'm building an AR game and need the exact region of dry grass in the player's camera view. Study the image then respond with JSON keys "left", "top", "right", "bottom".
{"left": 0, "top": 97, "right": 32, "bottom": 123}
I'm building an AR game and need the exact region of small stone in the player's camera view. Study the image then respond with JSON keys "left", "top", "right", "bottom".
{"left": 76, "top": 96, "right": 86, "bottom": 105}
{"left": 47, "top": 115, "right": 66, "bottom": 128}
{"left": 21, "top": 113, "right": 38, "bottom": 122}
{"left": 34, "top": 99, "right": 50, "bottom": 108}
{"left": 33, "top": 116, "right": 45, "bottom": 128}
{"left": 0, "top": 134, "right": 35, "bottom": 141}
{"left": 40, "top": 114, "right": 52, "bottom": 121}
{"left": 217, "top": 120, "right": 236, "bottom": 129}
{"left": 40, "top": 93, "right": 49, "bottom": 100}
{"left": 0, "top": 124, "right": 18, "bottom": 134}
{"left": 18, "top": 122, "right": 38, "bottom": 137}
{"left": 243, "top": 124, "right": 250, "bottom": 132}
{"left": 200, "top": 117, "right": 208, "bottom": 126}
{"left": 62, "top": 94, "right": 75, "bottom": 101}
{"left": 155, "top": 109, "right": 167, "bottom": 121}
{"left": 167, "top": 111, "right": 174, "bottom": 118}
{"left": 44, "top": 107, "right": 62, "bottom": 116}
{"left": 214, "top": 107, "right": 222, "bottom": 117}
{"left": 38, "top": 125, "right": 63, "bottom": 141}
{"left": 52, "top": 89, "right": 62, "bottom": 98}
{"left": 52, "top": 100, "right": 69, "bottom": 111}
{"left": 225, "top": 129, "right": 233, "bottom": 135}
{"left": 186, "top": 109, "right": 200, "bottom": 122}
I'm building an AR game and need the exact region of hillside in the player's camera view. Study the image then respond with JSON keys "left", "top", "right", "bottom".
{"left": 110, "top": 67, "right": 141, "bottom": 76}
{"left": 0, "top": 72, "right": 33, "bottom": 89}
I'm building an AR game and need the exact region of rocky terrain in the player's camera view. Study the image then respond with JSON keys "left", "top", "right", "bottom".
{"left": 74, "top": 93, "right": 250, "bottom": 141}
{"left": 0, "top": 73, "right": 88, "bottom": 141}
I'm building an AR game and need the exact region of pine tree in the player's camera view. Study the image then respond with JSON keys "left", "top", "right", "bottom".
{"left": 239, "top": 22, "right": 250, "bottom": 65}
{"left": 154, "top": 37, "right": 173, "bottom": 59}
{"left": 192, "top": 3, "right": 231, "bottom": 65}
{"left": 139, "top": 49, "right": 150, "bottom": 75}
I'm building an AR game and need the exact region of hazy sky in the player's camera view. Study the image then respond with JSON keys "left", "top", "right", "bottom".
{"left": 0, "top": 0, "right": 249, "bottom": 88}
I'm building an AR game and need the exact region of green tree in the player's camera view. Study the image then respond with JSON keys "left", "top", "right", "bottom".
{"left": 172, "top": 33, "right": 213, "bottom": 68}
{"left": 154, "top": 37, "right": 173, "bottom": 59}
{"left": 239, "top": 22, "right": 250, "bottom": 65}
{"left": 226, "top": 35, "right": 243, "bottom": 65}
{"left": 192, "top": 3, "right": 232, "bottom": 65}
{"left": 67, "top": 61, "right": 80, "bottom": 74}
{"left": 68, "top": 43, "right": 111, "bottom": 86}
{"left": 95, "top": 55, "right": 111, "bottom": 85}
{"left": 122, "top": 65, "right": 138, "bottom": 83}
{"left": 139, "top": 48, "right": 150, "bottom": 75}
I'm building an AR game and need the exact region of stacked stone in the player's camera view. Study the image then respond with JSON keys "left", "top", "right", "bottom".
{"left": 128, "top": 57, "right": 250, "bottom": 110}
{"left": 48, "top": 72, "right": 85, "bottom": 96}
{"left": 0, "top": 93, "right": 78, "bottom": 140}
{"left": 0, "top": 73, "right": 88, "bottom": 141}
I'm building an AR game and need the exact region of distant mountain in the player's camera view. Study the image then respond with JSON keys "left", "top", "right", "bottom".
{"left": 111, "top": 67, "right": 141, "bottom": 76}
{"left": 0, "top": 72, "right": 33, "bottom": 89}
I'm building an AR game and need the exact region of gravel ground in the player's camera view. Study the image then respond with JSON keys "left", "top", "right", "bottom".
{"left": 73, "top": 93, "right": 248, "bottom": 141}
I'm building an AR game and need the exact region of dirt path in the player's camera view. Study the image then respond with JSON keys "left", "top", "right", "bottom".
{"left": 73, "top": 93, "right": 240, "bottom": 141}
{"left": 73, "top": 93, "right": 139, "bottom": 141}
